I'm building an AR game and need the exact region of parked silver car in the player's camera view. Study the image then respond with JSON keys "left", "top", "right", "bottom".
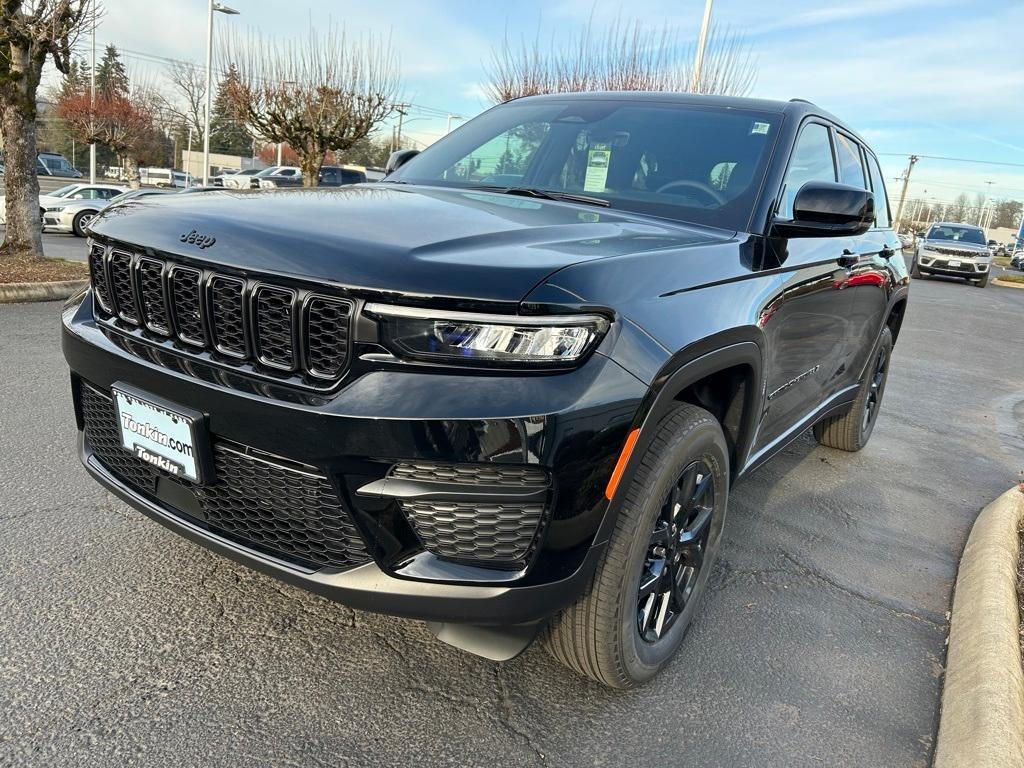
{"left": 43, "top": 188, "right": 172, "bottom": 236}
{"left": 910, "top": 222, "right": 993, "bottom": 287}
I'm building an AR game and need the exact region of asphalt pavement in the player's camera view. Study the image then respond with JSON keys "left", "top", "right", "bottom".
{"left": 2, "top": 271, "right": 1023, "bottom": 767}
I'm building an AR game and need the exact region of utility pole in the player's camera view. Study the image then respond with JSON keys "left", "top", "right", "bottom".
{"left": 691, "top": 0, "right": 714, "bottom": 93}
{"left": 203, "top": 2, "right": 240, "bottom": 187}
{"left": 89, "top": 0, "right": 96, "bottom": 184}
{"left": 893, "top": 154, "right": 918, "bottom": 231}
{"left": 394, "top": 104, "right": 409, "bottom": 150}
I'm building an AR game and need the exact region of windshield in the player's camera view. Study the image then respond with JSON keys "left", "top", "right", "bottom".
{"left": 255, "top": 167, "right": 280, "bottom": 177}
{"left": 50, "top": 184, "right": 79, "bottom": 198}
{"left": 926, "top": 225, "right": 986, "bottom": 245}
{"left": 387, "top": 98, "right": 781, "bottom": 229}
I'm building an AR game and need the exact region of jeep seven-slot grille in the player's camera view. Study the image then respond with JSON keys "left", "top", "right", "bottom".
{"left": 80, "top": 383, "right": 370, "bottom": 571}
{"left": 88, "top": 242, "right": 354, "bottom": 386}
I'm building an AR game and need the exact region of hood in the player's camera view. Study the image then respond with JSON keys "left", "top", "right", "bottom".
{"left": 88, "top": 184, "right": 729, "bottom": 303}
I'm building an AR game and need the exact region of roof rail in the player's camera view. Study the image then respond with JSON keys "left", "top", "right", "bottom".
{"left": 789, "top": 98, "right": 815, "bottom": 105}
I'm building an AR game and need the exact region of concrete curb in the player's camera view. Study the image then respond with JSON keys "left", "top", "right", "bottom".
{"left": 934, "top": 485, "right": 1024, "bottom": 768}
{"left": 993, "top": 278, "right": 1024, "bottom": 290}
{"left": 0, "top": 279, "right": 86, "bottom": 304}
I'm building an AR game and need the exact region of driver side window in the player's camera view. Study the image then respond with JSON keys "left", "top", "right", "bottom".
{"left": 780, "top": 123, "right": 835, "bottom": 219}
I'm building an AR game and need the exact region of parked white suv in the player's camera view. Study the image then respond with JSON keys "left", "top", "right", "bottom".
{"left": 910, "top": 222, "right": 993, "bottom": 287}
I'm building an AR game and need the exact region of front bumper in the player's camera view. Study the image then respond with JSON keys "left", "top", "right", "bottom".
{"left": 918, "top": 256, "right": 990, "bottom": 278}
{"left": 42, "top": 211, "right": 74, "bottom": 233}
{"left": 62, "top": 292, "right": 645, "bottom": 624}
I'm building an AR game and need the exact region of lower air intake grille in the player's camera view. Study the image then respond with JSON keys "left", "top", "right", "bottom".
{"left": 80, "top": 384, "right": 370, "bottom": 571}
{"left": 391, "top": 462, "right": 548, "bottom": 487}
{"left": 400, "top": 500, "right": 546, "bottom": 565}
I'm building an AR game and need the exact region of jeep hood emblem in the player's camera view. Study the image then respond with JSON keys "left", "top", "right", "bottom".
{"left": 180, "top": 230, "right": 216, "bottom": 249}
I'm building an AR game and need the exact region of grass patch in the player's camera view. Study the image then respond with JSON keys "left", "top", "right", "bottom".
{"left": 996, "top": 274, "right": 1024, "bottom": 285}
{"left": 0, "top": 253, "right": 88, "bottom": 284}
{"left": 994, "top": 256, "right": 1011, "bottom": 267}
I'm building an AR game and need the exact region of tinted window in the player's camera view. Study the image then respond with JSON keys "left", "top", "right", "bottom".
{"left": 341, "top": 170, "right": 363, "bottom": 184}
{"left": 97, "top": 188, "right": 121, "bottom": 199}
{"left": 865, "top": 153, "right": 890, "bottom": 227}
{"left": 389, "top": 99, "right": 780, "bottom": 230}
{"left": 835, "top": 133, "right": 866, "bottom": 189}
{"left": 781, "top": 123, "right": 834, "bottom": 219}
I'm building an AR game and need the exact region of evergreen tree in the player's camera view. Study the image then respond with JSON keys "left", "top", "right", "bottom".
{"left": 209, "top": 64, "right": 251, "bottom": 155}
{"left": 95, "top": 44, "right": 129, "bottom": 97}
{"left": 58, "top": 56, "right": 90, "bottom": 99}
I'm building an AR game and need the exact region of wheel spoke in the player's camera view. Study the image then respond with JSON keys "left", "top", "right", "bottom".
{"left": 649, "top": 524, "right": 670, "bottom": 550}
{"left": 679, "top": 504, "right": 713, "bottom": 544}
{"left": 676, "top": 464, "right": 698, "bottom": 518}
{"left": 638, "top": 559, "right": 665, "bottom": 597}
{"left": 639, "top": 592, "right": 657, "bottom": 634}
{"left": 690, "top": 472, "right": 713, "bottom": 507}
{"left": 652, "top": 590, "right": 671, "bottom": 638}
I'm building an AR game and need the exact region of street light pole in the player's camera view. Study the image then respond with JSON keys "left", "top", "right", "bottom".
{"left": 691, "top": 0, "right": 714, "bottom": 93}
{"left": 446, "top": 114, "right": 464, "bottom": 134}
{"left": 89, "top": 0, "right": 96, "bottom": 184}
{"left": 203, "top": 1, "right": 239, "bottom": 187}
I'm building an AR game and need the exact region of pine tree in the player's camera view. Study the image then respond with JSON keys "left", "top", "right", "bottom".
{"left": 58, "top": 56, "right": 90, "bottom": 99}
{"left": 209, "top": 64, "right": 251, "bottom": 155}
{"left": 95, "top": 44, "right": 129, "bottom": 97}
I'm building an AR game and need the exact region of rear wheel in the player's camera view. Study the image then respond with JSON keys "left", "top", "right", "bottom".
{"left": 72, "top": 209, "right": 97, "bottom": 237}
{"left": 544, "top": 404, "right": 728, "bottom": 688}
{"left": 814, "top": 327, "right": 893, "bottom": 452}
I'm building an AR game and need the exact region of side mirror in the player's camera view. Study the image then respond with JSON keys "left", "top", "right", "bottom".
{"left": 385, "top": 149, "right": 419, "bottom": 175}
{"left": 773, "top": 181, "right": 874, "bottom": 238}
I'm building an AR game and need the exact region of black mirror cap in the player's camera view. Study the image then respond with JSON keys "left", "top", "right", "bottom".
{"left": 773, "top": 181, "right": 874, "bottom": 238}
{"left": 385, "top": 149, "right": 420, "bottom": 176}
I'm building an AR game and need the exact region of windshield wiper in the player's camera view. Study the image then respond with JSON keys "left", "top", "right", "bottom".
{"left": 470, "top": 186, "right": 610, "bottom": 208}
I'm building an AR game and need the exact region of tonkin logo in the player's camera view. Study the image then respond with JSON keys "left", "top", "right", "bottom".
{"left": 179, "top": 229, "right": 216, "bottom": 249}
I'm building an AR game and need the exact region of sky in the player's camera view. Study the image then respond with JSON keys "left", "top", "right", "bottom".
{"left": 79, "top": 0, "right": 1024, "bottom": 210}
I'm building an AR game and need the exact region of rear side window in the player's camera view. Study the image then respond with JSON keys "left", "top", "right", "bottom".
{"left": 865, "top": 153, "right": 891, "bottom": 227}
{"left": 781, "top": 122, "right": 835, "bottom": 219}
{"left": 834, "top": 133, "right": 866, "bottom": 189}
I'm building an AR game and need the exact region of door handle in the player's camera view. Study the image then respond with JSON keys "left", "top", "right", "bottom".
{"left": 837, "top": 249, "right": 857, "bottom": 267}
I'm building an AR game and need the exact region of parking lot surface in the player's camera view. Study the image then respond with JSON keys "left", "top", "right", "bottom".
{"left": 2, "top": 272, "right": 1023, "bottom": 767}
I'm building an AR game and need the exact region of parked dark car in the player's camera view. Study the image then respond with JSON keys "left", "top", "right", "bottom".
{"left": 259, "top": 165, "right": 366, "bottom": 189}
{"left": 63, "top": 93, "right": 907, "bottom": 688}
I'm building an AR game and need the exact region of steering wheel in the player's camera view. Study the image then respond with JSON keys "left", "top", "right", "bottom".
{"left": 655, "top": 179, "right": 726, "bottom": 206}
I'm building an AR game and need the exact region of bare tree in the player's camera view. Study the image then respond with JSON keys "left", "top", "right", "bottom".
{"left": 484, "top": 17, "right": 755, "bottom": 103}
{"left": 162, "top": 60, "right": 205, "bottom": 141}
{"left": 220, "top": 24, "right": 401, "bottom": 187}
{"left": 0, "top": 0, "right": 94, "bottom": 259}
{"left": 58, "top": 85, "right": 159, "bottom": 189}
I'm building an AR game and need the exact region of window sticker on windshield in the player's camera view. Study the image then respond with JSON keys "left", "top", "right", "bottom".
{"left": 584, "top": 149, "right": 611, "bottom": 192}
{"left": 750, "top": 121, "right": 771, "bottom": 135}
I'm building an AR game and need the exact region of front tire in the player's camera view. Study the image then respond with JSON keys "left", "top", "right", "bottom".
{"left": 72, "top": 209, "right": 97, "bottom": 237}
{"left": 544, "top": 404, "right": 728, "bottom": 688}
{"left": 814, "top": 327, "right": 893, "bottom": 451}
{"left": 974, "top": 272, "right": 989, "bottom": 288}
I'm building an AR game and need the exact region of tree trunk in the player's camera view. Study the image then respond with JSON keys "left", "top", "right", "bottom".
{"left": 0, "top": 104, "right": 43, "bottom": 258}
{"left": 300, "top": 149, "right": 323, "bottom": 188}
{"left": 123, "top": 155, "right": 141, "bottom": 189}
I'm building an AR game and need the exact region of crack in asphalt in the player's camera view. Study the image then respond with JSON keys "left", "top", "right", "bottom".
{"left": 493, "top": 665, "right": 547, "bottom": 765}
{"left": 777, "top": 551, "right": 947, "bottom": 630}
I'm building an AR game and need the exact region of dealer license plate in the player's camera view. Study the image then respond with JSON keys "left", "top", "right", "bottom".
{"left": 112, "top": 386, "right": 205, "bottom": 483}
{"left": 948, "top": 260, "right": 962, "bottom": 268}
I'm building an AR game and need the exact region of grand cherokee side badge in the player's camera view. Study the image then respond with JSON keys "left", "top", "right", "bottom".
{"left": 180, "top": 230, "right": 216, "bottom": 249}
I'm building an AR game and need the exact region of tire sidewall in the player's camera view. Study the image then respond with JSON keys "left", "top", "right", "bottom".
{"left": 73, "top": 210, "right": 94, "bottom": 237}
{"left": 615, "top": 417, "right": 729, "bottom": 682}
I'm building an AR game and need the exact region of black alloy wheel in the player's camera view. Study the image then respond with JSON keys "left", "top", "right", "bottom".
{"left": 637, "top": 460, "right": 715, "bottom": 643}
{"left": 861, "top": 344, "right": 888, "bottom": 434}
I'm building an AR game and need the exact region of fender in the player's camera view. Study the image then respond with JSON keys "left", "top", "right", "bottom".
{"left": 594, "top": 330, "right": 765, "bottom": 546}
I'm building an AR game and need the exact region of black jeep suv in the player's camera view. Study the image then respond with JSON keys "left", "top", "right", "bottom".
{"left": 62, "top": 93, "right": 907, "bottom": 688}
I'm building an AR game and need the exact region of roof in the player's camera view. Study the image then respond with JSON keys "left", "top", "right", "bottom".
{"left": 929, "top": 221, "right": 985, "bottom": 229}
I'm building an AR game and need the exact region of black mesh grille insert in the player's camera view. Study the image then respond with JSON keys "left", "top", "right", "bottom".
{"left": 170, "top": 267, "right": 205, "bottom": 346}
{"left": 88, "top": 243, "right": 113, "bottom": 313}
{"left": 209, "top": 277, "right": 246, "bottom": 358}
{"left": 137, "top": 258, "right": 169, "bottom": 334}
{"left": 109, "top": 250, "right": 138, "bottom": 324}
{"left": 391, "top": 462, "right": 548, "bottom": 487}
{"left": 305, "top": 297, "right": 352, "bottom": 378}
{"left": 254, "top": 287, "right": 295, "bottom": 369}
{"left": 400, "top": 500, "right": 546, "bottom": 565}
{"left": 80, "top": 384, "right": 370, "bottom": 571}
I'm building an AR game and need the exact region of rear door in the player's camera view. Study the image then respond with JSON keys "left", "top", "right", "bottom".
{"left": 755, "top": 120, "right": 857, "bottom": 450}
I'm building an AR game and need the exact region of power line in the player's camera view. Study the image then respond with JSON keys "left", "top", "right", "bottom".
{"left": 877, "top": 152, "right": 1024, "bottom": 169}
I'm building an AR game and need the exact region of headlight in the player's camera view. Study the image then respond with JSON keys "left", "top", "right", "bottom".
{"left": 46, "top": 206, "right": 65, "bottom": 212}
{"left": 921, "top": 244, "right": 937, "bottom": 252}
{"left": 365, "top": 304, "right": 609, "bottom": 367}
